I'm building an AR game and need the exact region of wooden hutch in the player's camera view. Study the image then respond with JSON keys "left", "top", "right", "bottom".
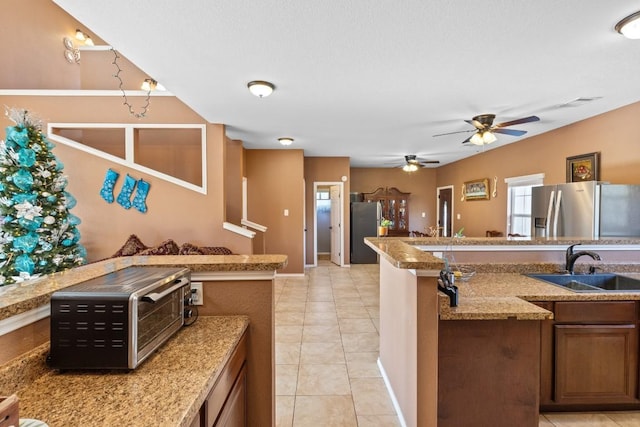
{"left": 363, "top": 187, "right": 410, "bottom": 237}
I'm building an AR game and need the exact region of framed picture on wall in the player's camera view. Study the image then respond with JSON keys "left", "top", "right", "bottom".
{"left": 464, "top": 178, "right": 490, "bottom": 200}
{"left": 566, "top": 152, "right": 600, "bottom": 183}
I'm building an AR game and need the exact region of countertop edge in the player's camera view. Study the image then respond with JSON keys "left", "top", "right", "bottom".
{"left": 0, "top": 255, "right": 286, "bottom": 322}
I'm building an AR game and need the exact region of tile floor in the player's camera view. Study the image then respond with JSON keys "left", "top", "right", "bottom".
{"left": 274, "top": 261, "right": 640, "bottom": 427}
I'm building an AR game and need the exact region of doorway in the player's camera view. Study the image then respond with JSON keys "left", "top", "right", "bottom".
{"left": 313, "top": 182, "right": 344, "bottom": 267}
{"left": 437, "top": 186, "right": 454, "bottom": 238}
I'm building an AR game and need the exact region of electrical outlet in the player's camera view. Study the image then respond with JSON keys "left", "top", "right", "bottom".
{"left": 191, "top": 282, "right": 203, "bottom": 306}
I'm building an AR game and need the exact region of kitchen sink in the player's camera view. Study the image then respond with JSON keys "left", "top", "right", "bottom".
{"left": 526, "top": 273, "right": 640, "bottom": 292}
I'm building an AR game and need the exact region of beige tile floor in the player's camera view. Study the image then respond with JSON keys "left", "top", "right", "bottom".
{"left": 274, "top": 261, "right": 640, "bottom": 427}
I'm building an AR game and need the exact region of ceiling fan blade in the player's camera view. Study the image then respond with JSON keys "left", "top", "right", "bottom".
{"left": 466, "top": 119, "right": 485, "bottom": 129}
{"left": 493, "top": 115, "right": 540, "bottom": 128}
{"left": 420, "top": 160, "right": 440, "bottom": 164}
{"left": 492, "top": 128, "right": 527, "bottom": 137}
{"left": 433, "top": 129, "right": 475, "bottom": 137}
{"left": 461, "top": 134, "right": 473, "bottom": 144}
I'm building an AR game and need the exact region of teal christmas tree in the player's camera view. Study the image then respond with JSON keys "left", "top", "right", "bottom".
{"left": 0, "top": 108, "right": 86, "bottom": 285}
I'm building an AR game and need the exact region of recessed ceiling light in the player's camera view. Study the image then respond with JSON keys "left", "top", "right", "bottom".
{"left": 248, "top": 80, "right": 275, "bottom": 97}
{"left": 615, "top": 11, "right": 640, "bottom": 39}
{"left": 278, "top": 137, "right": 294, "bottom": 146}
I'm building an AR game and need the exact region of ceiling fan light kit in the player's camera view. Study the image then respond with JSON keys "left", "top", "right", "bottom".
{"left": 616, "top": 11, "right": 640, "bottom": 39}
{"left": 401, "top": 154, "right": 439, "bottom": 172}
{"left": 434, "top": 113, "right": 540, "bottom": 146}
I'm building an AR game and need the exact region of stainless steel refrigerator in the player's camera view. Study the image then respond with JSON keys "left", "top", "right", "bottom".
{"left": 531, "top": 181, "right": 640, "bottom": 238}
{"left": 350, "top": 202, "right": 380, "bottom": 264}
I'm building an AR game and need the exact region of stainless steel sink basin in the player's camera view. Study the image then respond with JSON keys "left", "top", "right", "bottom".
{"left": 526, "top": 273, "right": 640, "bottom": 292}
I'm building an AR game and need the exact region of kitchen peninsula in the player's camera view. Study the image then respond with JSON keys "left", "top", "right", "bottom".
{"left": 365, "top": 236, "right": 640, "bottom": 427}
{"left": 0, "top": 253, "right": 287, "bottom": 427}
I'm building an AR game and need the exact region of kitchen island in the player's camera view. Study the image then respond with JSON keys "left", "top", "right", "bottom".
{"left": 365, "top": 236, "right": 640, "bottom": 427}
{"left": 0, "top": 253, "right": 287, "bottom": 427}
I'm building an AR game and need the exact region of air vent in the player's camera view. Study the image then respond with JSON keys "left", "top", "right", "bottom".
{"left": 559, "top": 97, "right": 602, "bottom": 108}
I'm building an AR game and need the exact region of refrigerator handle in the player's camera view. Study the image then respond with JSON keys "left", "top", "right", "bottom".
{"left": 553, "top": 190, "right": 562, "bottom": 238}
{"left": 545, "top": 190, "right": 555, "bottom": 237}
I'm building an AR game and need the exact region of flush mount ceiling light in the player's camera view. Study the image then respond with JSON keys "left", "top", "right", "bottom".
{"left": 248, "top": 80, "right": 275, "bottom": 97}
{"left": 278, "top": 137, "right": 294, "bottom": 146}
{"left": 616, "top": 11, "right": 640, "bottom": 39}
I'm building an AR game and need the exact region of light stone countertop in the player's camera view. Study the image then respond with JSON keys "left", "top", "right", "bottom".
{"left": 0, "top": 254, "right": 287, "bottom": 321}
{"left": 364, "top": 237, "right": 640, "bottom": 321}
{"left": 0, "top": 316, "right": 249, "bottom": 427}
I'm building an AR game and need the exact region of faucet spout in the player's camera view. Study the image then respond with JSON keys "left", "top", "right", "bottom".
{"left": 566, "top": 247, "right": 601, "bottom": 275}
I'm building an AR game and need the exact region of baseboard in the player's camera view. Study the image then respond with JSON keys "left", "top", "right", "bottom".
{"left": 377, "top": 357, "right": 408, "bottom": 427}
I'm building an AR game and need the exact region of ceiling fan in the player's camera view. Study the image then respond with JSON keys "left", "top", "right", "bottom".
{"left": 401, "top": 154, "right": 440, "bottom": 172}
{"left": 433, "top": 114, "right": 540, "bottom": 145}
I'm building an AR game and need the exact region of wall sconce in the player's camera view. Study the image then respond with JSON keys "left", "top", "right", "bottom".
{"left": 278, "top": 137, "right": 294, "bottom": 146}
{"left": 248, "top": 80, "right": 275, "bottom": 98}
{"left": 62, "top": 37, "right": 80, "bottom": 64}
{"left": 140, "top": 79, "right": 157, "bottom": 91}
{"left": 75, "top": 29, "right": 94, "bottom": 46}
{"left": 111, "top": 48, "right": 156, "bottom": 118}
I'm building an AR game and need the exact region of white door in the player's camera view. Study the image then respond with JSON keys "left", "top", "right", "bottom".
{"left": 330, "top": 185, "right": 341, "bottom": 266}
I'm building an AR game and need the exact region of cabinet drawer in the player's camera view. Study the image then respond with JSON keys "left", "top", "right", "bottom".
{"left": 555, "top": 301, "right": 636, "bottom": 323}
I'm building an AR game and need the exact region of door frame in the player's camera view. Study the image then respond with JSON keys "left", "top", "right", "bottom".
{"left": 313, "top": 181, "right": 344, "bottom": 267}
{"left": 437, "top": 185, "right": 455, "bottom": 238}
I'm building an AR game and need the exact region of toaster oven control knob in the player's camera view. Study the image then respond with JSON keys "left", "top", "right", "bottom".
{"left": 184, "top": 296, "right": 193, "bottom": 306}
{"left": 184, "top": 308, "right": 194, "bottom": 319}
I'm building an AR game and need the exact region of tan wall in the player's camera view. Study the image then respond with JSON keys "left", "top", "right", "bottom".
{"left": 0, "top": 95, "right": 251, "bottom": 260}
{"left": 0, "top": 0, "right": 82, "bottom": 89}
{"left": 245, "top": 150, "right": 305, "bottom": 274}
{"left": 304, "top": 157, "right": 351, "bottom": 265}
{"left": 435, "top": 102, "right": 640, "bottom": 237}
{"left": 350, "top": 168, "right": 438, "bottom": 235}
{"left": 225, "top": 138, "right": 245, "bottom": 225}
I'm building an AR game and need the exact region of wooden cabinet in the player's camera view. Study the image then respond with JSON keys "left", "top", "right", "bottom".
{"left": 190, "top": 331, "right": 248, "bottom": 427}
{"left": 536, "top": 301, "right": 639, "bottom": 409}
{"left": 362, "top": 187, "right": 410, "bottom": 236}
{"left": 214, "top": 364, "right": 247, "bottom": 426}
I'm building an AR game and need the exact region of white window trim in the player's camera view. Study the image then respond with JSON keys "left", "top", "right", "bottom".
{"left": 505, "top": 173, "right": 545, "bottom": 235}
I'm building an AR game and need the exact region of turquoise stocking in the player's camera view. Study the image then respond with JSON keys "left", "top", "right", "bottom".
{"left": 132, "top": 179, "right": 150, "bottom": 213}
{"left": 99, "top": 168, "right": 119, "bottom": 203}
{"left": 116, "top": 174, "right": 136, "bottom": 209}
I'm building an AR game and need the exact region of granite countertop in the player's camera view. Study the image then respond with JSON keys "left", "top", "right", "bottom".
{"left": 0, "top": 254, "right": 287, "bottom": 322}
{"left": 364, "top": 237, "right": 640, "bottom": 321}
{"left": 438, "top": 271, "right": 640, "bottom": 321}
{"left": 374, "top": 236, "right": 640, "bottom": 247}
{"left": 0, "top": 316, "right": 249, "bottom": 427}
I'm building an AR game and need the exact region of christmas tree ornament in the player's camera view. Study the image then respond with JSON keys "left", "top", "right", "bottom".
{"left": 116, "top": 174, "right": 136, "bottom": 209}
{"left": 0, "top": 108, "right": 86, "bottom": 285}
{"left": 99, "top": 168, "right": 119, "bottom": 203}
{"left": 132, "top": 178, "right": 150, "bottom": 213}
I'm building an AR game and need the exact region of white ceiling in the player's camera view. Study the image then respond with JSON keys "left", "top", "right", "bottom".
{"left": 53, "top": 0, "right": 640, "bottom": 168}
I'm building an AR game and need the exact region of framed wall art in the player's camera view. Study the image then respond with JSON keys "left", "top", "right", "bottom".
{"left": 464, "top": 178, "right": 490, "bottom": 200}
{"left": 566, "top": 152, "right": 600, "bottom": 183}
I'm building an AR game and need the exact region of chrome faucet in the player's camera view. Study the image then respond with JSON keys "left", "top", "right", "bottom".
{"left": 565, "top": 244, "right": 601, "bottom": 274}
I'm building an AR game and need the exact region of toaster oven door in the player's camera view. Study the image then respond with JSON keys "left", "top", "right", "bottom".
{"left": 135, "top": 278, "right": 189, "bottom": 367}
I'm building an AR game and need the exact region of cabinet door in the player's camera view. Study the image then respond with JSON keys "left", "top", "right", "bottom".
{"left": 554, "top": 324, "right": 637, "bottom": 404}
{"left": 214, "top": 364, "right": 247, "bottom": 427}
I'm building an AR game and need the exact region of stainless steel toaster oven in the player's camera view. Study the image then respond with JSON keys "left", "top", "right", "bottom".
{"left": 48, "top": 266, "right": 192, "bottom": 370}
